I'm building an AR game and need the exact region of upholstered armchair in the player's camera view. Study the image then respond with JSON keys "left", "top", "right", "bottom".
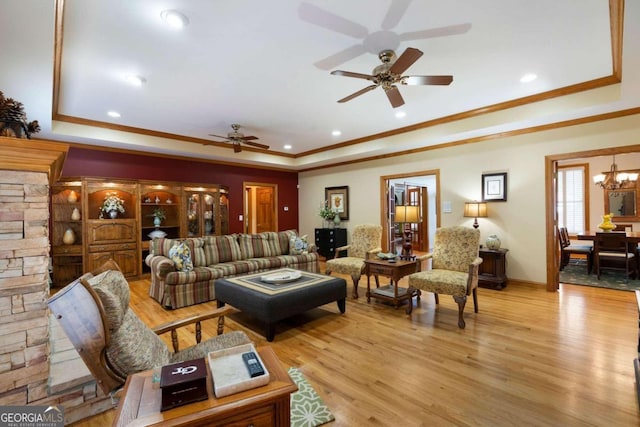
{"left": 48, "top": 260, "right": 251, "bottom": 395}
{"left": 407, "top": 226, "right": 482, "bottom": 329}
{"left": 325, "top": 224, "right": 382, "bottom": 298}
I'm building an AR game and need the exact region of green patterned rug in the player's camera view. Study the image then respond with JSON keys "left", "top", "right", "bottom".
{"left": 288, "top": 367, "right": 335, "bottom": 427}
{"left": 560, "top": 260, "right": 640, "bottom": 291}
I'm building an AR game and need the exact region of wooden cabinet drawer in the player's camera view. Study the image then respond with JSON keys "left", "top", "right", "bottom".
{"left": 89, "top": 242, "right": 136, "bottom": 253}
{"left": 217, "top": 404, "right": 274, "bottom": 427}
{"left": 52, "top": 245, "right": 82, "bottom": 255}
{"left": 367, "top": 263, "right": 392, "bottom": 275}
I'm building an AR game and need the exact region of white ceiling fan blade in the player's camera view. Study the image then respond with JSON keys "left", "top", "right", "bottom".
{"left": 314, "top": 44, "right": 367, "bottom": 70}
{"left": 399, "top": 23, "right": 472, "bottom": 41}
{"left": 298, "top": 2, "right": 368, "bottom": 39}
{"left": 381, "top": 0, "right": 412, "bottom": 30}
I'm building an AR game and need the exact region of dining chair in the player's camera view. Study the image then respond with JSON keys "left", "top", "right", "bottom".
{"left": 614, "top": 223, "right": 633, "bottom": 231}
{"left": 558, "top": 227, "right": 593, "bottom": 274}
{"left": 593, "top": 231, "right": 637, "bottom": 281}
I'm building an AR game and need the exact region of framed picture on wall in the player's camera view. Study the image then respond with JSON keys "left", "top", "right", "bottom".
{"left": 482, "top": 172, "right": 507, "bottom": 202}
{"left": 325, "top": 186, "right": 349, "bottom": 220}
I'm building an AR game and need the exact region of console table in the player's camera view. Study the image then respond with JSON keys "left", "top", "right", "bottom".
{"left": 315, "top": 228, "right": 347, "bottom": 259}
{"left": 478, "top": 248, "right": 509, "bottom": 290}
{"left": 113, "top": 346, "right": 296, "bottom": 426}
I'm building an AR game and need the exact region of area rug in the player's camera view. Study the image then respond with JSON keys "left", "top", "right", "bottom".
{"left": 560, "top": 260, "right": 640, "bottom": 291}
{"left": 288, "top": 367, "right": 335, "bottom": 427}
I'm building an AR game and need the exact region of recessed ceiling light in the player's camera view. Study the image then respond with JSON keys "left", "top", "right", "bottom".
{"left": 160, "top": 10, "right": 189, "bottom": 29}
{"left": 395, "top": 111, "right": 406, "bottom": 118}
{"left": 520, "top": 73, "right": 538, "bottom": 83}
{"left": 124, "top": 74, "right": 146, "bottom": 86}
{"left": 283, "top": 144, "right": 292, "bottom": 150}
{"left": 332, "top": 130, "right": 341, "bottom": 136}
{"left": 107, "top": 111, "right": 121, "bottom": 118}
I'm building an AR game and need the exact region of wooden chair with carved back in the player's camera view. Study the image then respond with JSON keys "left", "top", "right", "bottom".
{"left": 48, "top": 259, "right": 250, "bottom": 396}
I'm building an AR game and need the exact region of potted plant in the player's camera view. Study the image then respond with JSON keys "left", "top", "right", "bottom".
{"left": 319, "top": 200, "right": 336, "bottom": 227}
{"left": 152, "top": 207, "right": 166, "bottom": 227}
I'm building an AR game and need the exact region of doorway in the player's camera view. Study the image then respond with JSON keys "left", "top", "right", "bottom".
{"left": 545, "top": 145, "right": 640, "bottom": 291}
{"left": 244, "top": 182, "right": 278, "bottom": 233}
{"left": 379, "top": 170, "right": 440, "bottom": 253}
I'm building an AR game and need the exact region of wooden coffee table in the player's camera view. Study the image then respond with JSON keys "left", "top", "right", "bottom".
{"left": 365, "top": 258, "right": 421, "bottom": 314}
{"left": 113, "top": 346, "right": 297, "bottom": 426}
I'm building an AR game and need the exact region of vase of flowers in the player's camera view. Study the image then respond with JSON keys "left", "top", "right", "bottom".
{"left": 319, "top": 200, "right": 336, "bottom": 228}
{"left": 152, "top": 207, "right": 166, "bottom": 227}
{"left": 102, "top": 192, "right": 125, "bottom": 219}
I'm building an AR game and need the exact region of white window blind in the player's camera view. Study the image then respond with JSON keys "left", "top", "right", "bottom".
{"left": 557, "top": 166, "right": 586, "bottom": 234}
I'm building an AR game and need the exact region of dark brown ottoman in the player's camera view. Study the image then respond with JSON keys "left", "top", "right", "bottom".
{"left": 215, "top": 268, "right": 346, "bottom": 341}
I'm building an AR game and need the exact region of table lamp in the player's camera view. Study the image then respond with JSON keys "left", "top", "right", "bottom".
{"left": 464, "top": 201, "right": 488, "bottom": 229}
{"left": 395, "top": 205, "right": 420, "bottom": 257}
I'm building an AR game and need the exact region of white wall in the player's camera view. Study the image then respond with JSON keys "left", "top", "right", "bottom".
{"left": 299, "top": 113, "right": 640, "bottom": 286}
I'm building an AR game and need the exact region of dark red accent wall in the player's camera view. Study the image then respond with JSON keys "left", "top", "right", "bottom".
{"left": 61, "top": 147, "right": 299, "bottom": 233}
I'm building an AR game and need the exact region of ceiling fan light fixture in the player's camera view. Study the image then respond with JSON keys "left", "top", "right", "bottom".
{"left": 160, "top": 10, "right": 189, "bottom": 29}
{"left": 520, "top": 73, "right": 538, "bottom": 83}
{"left": 332, "top": 130, "right": 341, "bottom": 136}
{"left": 395, "top": 111, "right": 406, "bottom": 118}
{"left": 107, "top": 111, "right": 121, "bottom": 118}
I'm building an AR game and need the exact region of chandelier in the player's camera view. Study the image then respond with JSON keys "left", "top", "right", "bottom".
{"left": 593, "top": 155, "right": 638, "bottom": 190}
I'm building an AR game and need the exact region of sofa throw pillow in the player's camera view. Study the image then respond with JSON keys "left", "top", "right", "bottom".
{"left": 168, "top": 242, "right": 193, "bottom": 272}
{"left": 289, "top": 234, "right": 309, "bottom": 255}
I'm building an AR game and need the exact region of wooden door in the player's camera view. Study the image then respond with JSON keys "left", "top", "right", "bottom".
{"left": 256, "top": 187, "right": 275, "bottom": 233}
{"left": 244, "top": 183, "right": 277, "bottom": 234}
{"left": 406, "top": 185, "right": 429, "bottom": 252}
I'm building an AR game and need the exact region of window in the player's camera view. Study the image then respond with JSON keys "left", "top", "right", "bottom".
{"left": 557, "top": 165, "right": 587, "bottom": 234}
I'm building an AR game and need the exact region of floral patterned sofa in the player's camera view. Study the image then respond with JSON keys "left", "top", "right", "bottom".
{"left": 146, "top": 230, "right": 318, "bottom": 309}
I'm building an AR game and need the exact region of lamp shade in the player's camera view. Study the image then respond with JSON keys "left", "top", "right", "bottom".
{"left": 464, "top": 202, "right": 488, "bottom": 218}
{"left": 395, "top": 205, "right": 420, "bottom": 223}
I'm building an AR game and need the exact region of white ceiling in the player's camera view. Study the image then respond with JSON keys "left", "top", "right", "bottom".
{"left": 2, "top": 1, "right": 639, "bottom": 171}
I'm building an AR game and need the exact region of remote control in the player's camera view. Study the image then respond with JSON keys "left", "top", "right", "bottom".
{"left": 242, "top": 352, "right": 265, "bottom": 377}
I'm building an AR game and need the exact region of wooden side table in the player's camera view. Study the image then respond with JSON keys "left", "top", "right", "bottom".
{"left": 364, "top": 258, "right": 421, "bottom": 314}
{"left": 113, "top": 346, "right": 297, "bottom": 426}
{"left": 478, "top": 248, "right": 509, "bottom": 290}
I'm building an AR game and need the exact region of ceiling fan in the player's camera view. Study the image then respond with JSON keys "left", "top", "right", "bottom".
{"left": 330, "top": 47, "right": 453, "bottom": 108}
{"left": 206, "top": 124, "right": 269, "bottom": 153}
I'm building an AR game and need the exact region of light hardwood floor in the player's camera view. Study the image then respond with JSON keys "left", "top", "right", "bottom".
{"left": 70, "top": 268, "right": 640, "bottom": 426}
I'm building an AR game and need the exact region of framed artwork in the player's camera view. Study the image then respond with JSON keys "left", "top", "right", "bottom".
{"left": 482, "top": 172, "right": 507, "bottom": 202}
{"left": 325, "top": 186, "right": 349, "bottom": 220}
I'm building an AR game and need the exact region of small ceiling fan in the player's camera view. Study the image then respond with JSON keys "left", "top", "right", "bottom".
{"left": 206, "top": 124, "right": 269, "bottom": 153}
{"left": 330, "top": 47, "right": 453, "bottom": 108}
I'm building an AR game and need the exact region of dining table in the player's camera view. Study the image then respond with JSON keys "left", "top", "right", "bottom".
{"left": 577, "top": 230, "right": 640, "bottom": 243}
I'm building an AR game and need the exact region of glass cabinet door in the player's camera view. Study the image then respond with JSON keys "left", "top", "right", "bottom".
{"left": 203, "top": 192, "right": 216, "bottom": 236}
{"left": 187, "top": 193, "right": 201, "bottom": 237}
{"left": 184, "top": 187, "right": 224, "bottom": 237}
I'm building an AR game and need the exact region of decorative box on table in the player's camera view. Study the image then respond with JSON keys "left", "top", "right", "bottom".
{"left": 160, "top": 358, "right": 208, "bottom": 411}
{"left": 208, "top": 343, "right": 270, "bottom": 398}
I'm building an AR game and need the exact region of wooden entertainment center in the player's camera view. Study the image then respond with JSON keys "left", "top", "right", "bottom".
{"left": 50, "top": 178, "right": 229, "bottom": 287}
